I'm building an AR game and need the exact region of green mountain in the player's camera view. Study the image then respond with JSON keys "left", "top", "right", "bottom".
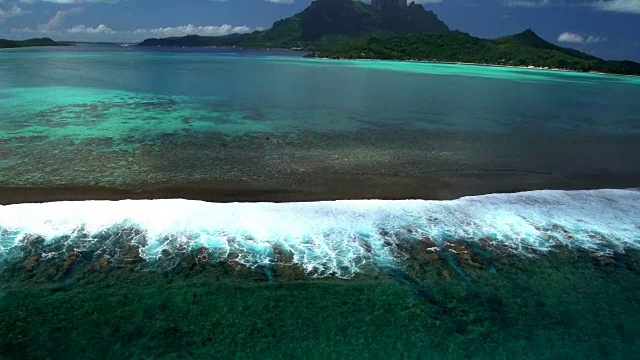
{"left": 308, "top": 30, "right": 640, "bottom": 76}
{"left": 0, "top": 38, "right": 61, "bottom": 49}
{"left": 138, "top": 0, "right": 449, "bottom": 48}
{"left": 136, "top": 0, "right": 639, "bottom": 76}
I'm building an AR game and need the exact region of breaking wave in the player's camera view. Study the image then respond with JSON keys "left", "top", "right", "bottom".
{"left": 0, "top": 189, "right": 638, "bottom": 277}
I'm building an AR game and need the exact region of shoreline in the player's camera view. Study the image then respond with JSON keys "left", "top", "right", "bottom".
{"left": 305, "top": 55, "right": 640, "bottom": 78}
{"left": 12, "top": 42, "right": 633, "bottom": 78}
{"left": 133, "top": 45, "right": 640, "bottom": 78}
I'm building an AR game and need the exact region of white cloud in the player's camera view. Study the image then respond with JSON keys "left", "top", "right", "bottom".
{"left": 504, "top": 0, "right": 550, "bottom": 7}
{"left": 41, "top": 7, "right": 82, "bottom": 30}
{"left": 7, "top": 23, "right": 254, "bottom": 42}
{"left": 557, "top": 31, "right": 606, "bottom": 43}
{"left": 592, "top": 0, "right": 640, "bottom": 14}
{"left": 133, "top": 24, "right": 253, "bottom": 38}
{"left": 265, "top": 0, "right": 294, "bottom": 4}
{"left": 67, "top": 24, "right": 113, "bottom": 34}
{"left": 557, "top": 32, "right": 585, "bottom": 43}
{"left": 585, "top": 34, "right": 606, "bottom": 43}
{"left": 0, "top": 6, "right": 29, "bottom": 21}
{"left": 503, "top": 0, "right": 640, "bottom": 13}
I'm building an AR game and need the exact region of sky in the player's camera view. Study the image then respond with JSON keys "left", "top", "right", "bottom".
{"left": 0, "top": 0, "right": 638, "bottom": 60}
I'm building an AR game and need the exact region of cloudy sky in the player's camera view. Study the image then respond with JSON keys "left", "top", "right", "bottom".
{"left": 0, "top": 0, "right": 638, "bottom": 60}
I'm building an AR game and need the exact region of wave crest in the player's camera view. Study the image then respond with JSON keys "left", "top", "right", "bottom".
{"left": 1, "top": 189, "right": 638, "bottom": 277}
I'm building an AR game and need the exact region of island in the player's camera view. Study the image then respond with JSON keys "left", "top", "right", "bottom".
{"left": 307, "top": 30, "right": 640, "bottom": 76}
{"left": 0, "top": 38, "right": 61, "bottom": 49}
{"left": 138, "top": 0, "right": 449, "bottom": 49}
{"left": 138, "top": 0, "right": 640, "bottom": 76}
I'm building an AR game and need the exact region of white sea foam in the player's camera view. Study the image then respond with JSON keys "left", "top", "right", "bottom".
{"left": 0, "top": 189, "right": 638, "bottom": 277}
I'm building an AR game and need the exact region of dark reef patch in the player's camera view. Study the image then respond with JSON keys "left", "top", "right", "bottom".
{"left": 0, "top": 244, "right": 638, "bottom": 359}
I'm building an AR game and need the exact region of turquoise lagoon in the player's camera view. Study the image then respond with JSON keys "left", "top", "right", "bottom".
{"left": 0, "top": 47, "right": 639, "bottom": 188}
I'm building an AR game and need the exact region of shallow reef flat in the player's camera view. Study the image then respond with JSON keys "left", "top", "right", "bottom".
{"left": 0, "top": 241, "right": 638, "bottom": 359}
{"left": 1, "top": 53, "right": 639, "bottom": 200}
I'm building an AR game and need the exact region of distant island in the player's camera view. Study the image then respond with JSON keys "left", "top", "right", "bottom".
{"left": 0, "top": 38, "right": 61, "bottom": 49}
{"left": 138, "top": 0, "right": 640, "bottom": 76}
{"left": 308, "top": 30, "right": 640, "bottom": 76}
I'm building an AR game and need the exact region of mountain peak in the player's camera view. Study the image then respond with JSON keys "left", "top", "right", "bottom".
{"left": 140, "top": 0, "right": 450, "bottom": 47}
{"left": 298, "top": 0, "right": 449, "bottom": 41}
{"left": 498, "top": 28, "right": 600, "bottom": 61}
{"left": 499, "top": 28, "right": 554, "bottom": 49}
{"left": 512, "top": 28, "right": 545, "bottom": 42}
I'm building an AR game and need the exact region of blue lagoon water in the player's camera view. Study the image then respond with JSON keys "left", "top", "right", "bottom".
{"left": 0, "top": 47, "right": 639, "bottom": 194}
{"left": 0, "top": 46, "right": 639, "bottom": 359}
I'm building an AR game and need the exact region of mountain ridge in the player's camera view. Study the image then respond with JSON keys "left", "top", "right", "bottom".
{"left": 138, "top": 0, "right": 449, "bottom": 48}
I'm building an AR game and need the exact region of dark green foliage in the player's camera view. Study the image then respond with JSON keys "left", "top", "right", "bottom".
{"left": 0, "top": 38, "right": 60, "bottom": 49}
{"left": 138, "top": 0, "right": 448, "bottom": 49}
{"left": 309, "top": 30, "right": 640, "bottom": 76}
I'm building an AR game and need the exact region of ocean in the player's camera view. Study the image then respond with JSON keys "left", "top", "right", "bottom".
{"left": 0, "top": 46, "right": 639, "bottom": 359}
